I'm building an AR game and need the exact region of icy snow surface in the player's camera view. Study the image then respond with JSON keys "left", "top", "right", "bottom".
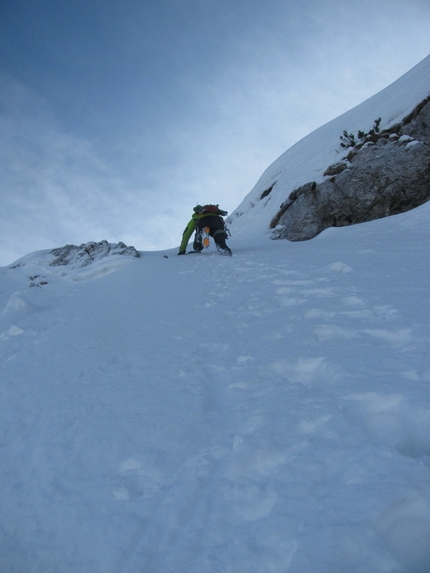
{"left": 1, "top": 203, "right": 430, "bottom": 573}
{"left": 1, "top": 55, "right": 430, "bottom": 573}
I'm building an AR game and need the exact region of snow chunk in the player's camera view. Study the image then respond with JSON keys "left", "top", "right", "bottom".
{"left": 0, "top": 325, "right": 24, "bottom": 341}
{"left": 1, "top": 291, "right": 34, "bottom": 315}
{"left": 375, "top": 495, "right": 430, "bottom": 571}
{"left": 328, "top": 262, "right": 353, "bottom": 273}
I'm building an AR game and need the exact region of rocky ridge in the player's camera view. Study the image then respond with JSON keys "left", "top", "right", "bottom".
{"left": 8, "top": 240, "right": 140, "bottom": 287}
{"left": 49, "top": 240, "right": 140, "bottom": 268}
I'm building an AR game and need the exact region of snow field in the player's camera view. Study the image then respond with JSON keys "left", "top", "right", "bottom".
{"left": 1, "top": 200, "right": 430, "bottom": 572}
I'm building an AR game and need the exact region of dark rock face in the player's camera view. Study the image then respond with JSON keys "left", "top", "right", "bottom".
{"left": 272, "top": 97, "right": 430, "bottom": 241}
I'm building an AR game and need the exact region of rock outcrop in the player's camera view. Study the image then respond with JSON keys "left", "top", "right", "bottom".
{"left": 271, "top": 97, "right": 430, "bottom": 241}
{"left": 8, "top": 240, "right": 140, "bottom": 287}
{"left": 50, "top": 240, "right": 140, "bottom": 267}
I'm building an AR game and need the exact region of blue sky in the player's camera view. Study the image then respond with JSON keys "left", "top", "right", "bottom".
{"left": 1, "top": 0, "right": 429, "bottom": 265}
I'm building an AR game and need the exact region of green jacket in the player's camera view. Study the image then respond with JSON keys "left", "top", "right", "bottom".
{"left": 179, "top": 213, "right": 218, "bottom": 254}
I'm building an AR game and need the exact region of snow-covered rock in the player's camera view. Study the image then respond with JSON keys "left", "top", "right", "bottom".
{"left": 50, "top": 240, "right": 140, "bottom": 267}
{"left": 7, "top": 240, "right": 140, "bottom": 286}
{"left": 273, "top": 98, "right": 430, "bottom": 240}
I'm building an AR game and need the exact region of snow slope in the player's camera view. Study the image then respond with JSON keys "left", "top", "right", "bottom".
{"left": 1, "top": 56, "right": 430, "bottom": 573}
{"left": 1, "top": 203, "right": 430, "bottom": 573}
{"left": 229, "top": 54, "right": 430, "bottom": 238}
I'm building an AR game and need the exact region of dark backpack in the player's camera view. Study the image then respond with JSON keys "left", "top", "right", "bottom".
{"left": 195, "top": 204, "right": 228, "bottom": 216}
